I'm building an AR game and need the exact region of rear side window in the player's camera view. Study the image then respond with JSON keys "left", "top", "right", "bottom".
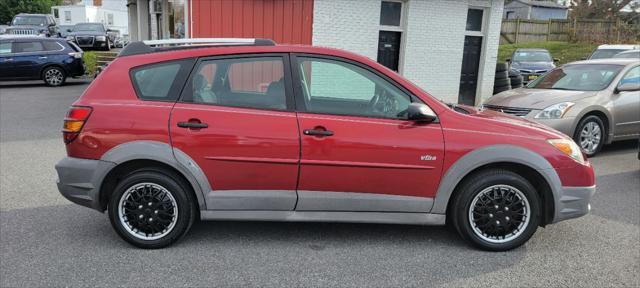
{"left": 12, "top": 41, "right": 44, "bottom": 53}
{"left": 42, "top": 41, "right": 63, "bottom": 51}
{"left": 131, "top": 59, "right": 194, "bottom": 101}
{"left": 0, "top": 42, "right": 10, "bottom": 54}
{"left": 182, "top": 56, "right": 287, "bottom": 110}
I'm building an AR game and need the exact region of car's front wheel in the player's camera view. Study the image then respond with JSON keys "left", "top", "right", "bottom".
{"left": 42, "top": 66, "right": 66, "bottom": 86}
{"left": 574, "top": 115, "right": 605, "bottom": 157}
{"left": 108, "top": 168, "right": 196, "bottom": 249}
{"left": 450, "top": 169, "right": 540, "bottom": 251}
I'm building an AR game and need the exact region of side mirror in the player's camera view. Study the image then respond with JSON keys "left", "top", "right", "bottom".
{"left": 66, "top": 28, "right": 72, "bottom": 32}
{"left": 405, "top": 103, "right": 437, "bottom": 123}
{"left": 616, "top": 82, "right": 640, "bottom": 93}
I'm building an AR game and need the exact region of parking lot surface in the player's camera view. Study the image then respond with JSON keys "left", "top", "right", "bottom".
{"left": 1, "top": 81, "right": 639, "bottom": 287}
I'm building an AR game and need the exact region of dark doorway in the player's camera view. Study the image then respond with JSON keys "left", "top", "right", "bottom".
{"left": 377, "top": 31, "right": 401, "bottom": 71}
{"left": 458, "top": 36, "right": 482, "bottom": 105}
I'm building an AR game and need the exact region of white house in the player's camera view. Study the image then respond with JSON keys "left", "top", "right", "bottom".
{"left": 126, "top": 0, "right": 504, "bottom": 105}
{"left": 52, "top": 0, "right": 129, "bottom": 36}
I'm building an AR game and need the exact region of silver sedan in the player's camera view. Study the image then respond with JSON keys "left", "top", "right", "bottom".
{"left": 483, "top": 58, "right": 640, "bottom": 156}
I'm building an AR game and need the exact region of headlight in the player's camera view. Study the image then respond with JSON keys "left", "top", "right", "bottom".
{"left": 66, "top": 36, "right": 74, "bottom": 41}
{"left": 535, "top": 102, "right": 574, "bottom": 119}
{"left": 96, "top": 36, "right": 106, "bottom": 41}
{"left": 547, "top": 138, "right": 585, "bottom": 164}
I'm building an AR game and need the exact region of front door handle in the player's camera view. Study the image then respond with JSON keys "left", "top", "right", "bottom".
{"left": 177, "top": 120, "right": 208, "bottom": 129}
{"left": 303, "top": 129, "right": 334, "bottom": 137}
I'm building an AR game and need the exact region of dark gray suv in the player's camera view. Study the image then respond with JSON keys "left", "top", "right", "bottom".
{"left": 5, "top": 14, "right": 60, "bottom": 37}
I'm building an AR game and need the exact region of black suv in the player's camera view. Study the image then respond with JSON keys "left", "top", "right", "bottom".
{"left": 0, "top": 36, "right": 85, "bottom": 86}
{"left": 5, "top": 14, "right": 60, "bottom": 37}
{"left": 65, "top": 22, "right": 114, "bottom": 51}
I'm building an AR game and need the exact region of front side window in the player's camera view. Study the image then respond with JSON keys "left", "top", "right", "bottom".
{"left": 12, "top": 41, "right": 44, "bottom": 53}
{"left": 296, "top": 57, "right": 412, "bottom": 119}
{"left": 131, "top": 60, "right": 193, "bottom": 101}
{"left": 590, "top": 49, "right": 626, "bottom": 60}
{"left": 618, "top": 66, "right": 640, "bottom": 87}
{"left": 184, "top": 57, "right": 287, "bottom": 110}
{"left": 528, "top": 64, "right": 624, "bottom": 91}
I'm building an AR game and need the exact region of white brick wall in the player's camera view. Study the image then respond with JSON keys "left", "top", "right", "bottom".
{"left": 312, "top": 0, "right": 504, "bottom": 105}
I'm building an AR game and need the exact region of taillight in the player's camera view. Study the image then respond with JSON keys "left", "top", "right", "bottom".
{"left": 68, "top": 52, "right": 83, "bottom": 59}
{"left": 63, "top": 106, "right": 92, "bottom": 144}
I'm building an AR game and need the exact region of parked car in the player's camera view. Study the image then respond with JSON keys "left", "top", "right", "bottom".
{"left": 0, "top": 36, "right": 84, "bottom": 86}
{"left": 588, "top": 44, "right": 640, "bottom": 60}
{"left": 65, "top": 22, "right": 114, "bottom": 51}
{"left": 506, "top": 48, "right": 557, "bottom": 84}
{"left": 114, "top": 37, "right": 125, "bottom": 48}
{"left": 0, "top": 25, "right": 8, "bottom": 34}
{"left": 484, "top": 59, "right": 640, "bottom": 157}
{"left": 56, "top": 38, "right": 596, "bottom": 251}
{"left": 613, "top": 49, "right": 640, "bottom": 59}
{"left": 4, "top": 13, "right": 60, "bottom": 37}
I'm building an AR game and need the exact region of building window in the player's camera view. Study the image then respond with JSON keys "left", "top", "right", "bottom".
{"left": 466, "top": 9, "right": 484, "bottom": 32}
{"left": 53, "top": 8, "right": 59, "bottom": 19}
{"left": 380, "top": 1, "right": 402, "bottom": 27}
{"left": 377, "top": 1, "right": 405, "bottom": 72}
{"left": 64, "top": 11, "right": 71, "bottom": 22}
{"left": 169, "top": 0, "right": 185, "bottom": 38}
{"left": 107, "top": 13, "right": 114, "bottom": 26}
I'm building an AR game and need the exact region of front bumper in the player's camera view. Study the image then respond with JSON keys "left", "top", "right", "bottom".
{"left": 528, "top": 116, "right": 577, "bottom": 138}
{"left": 552, "top": 185, "right": 596, "bottom": 223}
{"left": 55, "top": 157, "right": 115, "bottom": 211}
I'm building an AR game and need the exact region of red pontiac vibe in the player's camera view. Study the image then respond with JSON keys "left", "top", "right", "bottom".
{"left": 56, "top": 39, "right": 595, "bottom": 251}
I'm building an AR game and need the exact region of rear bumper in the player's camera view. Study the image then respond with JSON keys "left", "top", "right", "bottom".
{"left": 55, "top": 157, "right": 115, "bottom": 211}
{"left": 552, "top": 185, "right": 596, "bottom": 223}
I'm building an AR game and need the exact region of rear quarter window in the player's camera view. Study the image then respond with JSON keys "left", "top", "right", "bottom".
{"left": 42, "top": 41, "right": 64, "bottom": 51}
{"left": 130, "top": 59, "right": 195, "bottom": 101}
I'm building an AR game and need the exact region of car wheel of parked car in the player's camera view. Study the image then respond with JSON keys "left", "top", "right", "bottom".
{"left": 42, "top": 66, "right": 66, "bottom": 86}
{"left": 450, "top": 169, "right": 540, "bottom": 251}
{"left": 108, "top": 168, "right": 196, "bottom": 249}
{"left": 574, "top": 115, "right": 605, "bottom": 157}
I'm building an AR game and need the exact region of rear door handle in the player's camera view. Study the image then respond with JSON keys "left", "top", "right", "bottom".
{"left": 303, "top": 129, "right": 334, "bottom": 137}
{"left": 177, "top": 121, "right": 208, "bottom": 129}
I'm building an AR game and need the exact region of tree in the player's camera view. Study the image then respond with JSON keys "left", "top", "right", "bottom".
{"left": 569, "top": 0, "right": 636, "bottom": 20}
{"left": 0, "top": 0, "right": 62, "bottom": 25}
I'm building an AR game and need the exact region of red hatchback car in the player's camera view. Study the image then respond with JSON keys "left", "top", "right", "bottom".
{"left": 56, "top": 39, "right": 595, "bottom": 251}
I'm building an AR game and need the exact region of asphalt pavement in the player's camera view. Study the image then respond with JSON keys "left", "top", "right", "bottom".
{"left": 0, "top": 80, "right": 639, "bottom": 287}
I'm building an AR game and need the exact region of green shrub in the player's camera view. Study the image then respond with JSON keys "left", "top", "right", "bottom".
{"left": 83, "top": 51, "right": 97, "bottom": 76}
{"left": 498, "top": 41, "right": 598, "bottom": 65}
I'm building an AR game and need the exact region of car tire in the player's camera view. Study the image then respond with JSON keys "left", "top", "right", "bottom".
{"left": 494, "top": 78, "right": 511, "bottom": 87}
{"left": 108, "top": 167, "right": 197, "bottom": 249}
{"left": 496, "top": 62, "right": 508, "bottom": 73}
{"left": 493, "top": 84, "right": 511, "bottom": 94}
{"left": 42, "top": 66, "right": 66, "bottom": 86}
{"left": 573, "top": 115, "right": 606, "bottom": 157}
{"left": 450, "top": 169, "right": 540, "bottom": 251}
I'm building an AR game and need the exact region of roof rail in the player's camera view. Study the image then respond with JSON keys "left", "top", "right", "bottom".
{"left": 118, "top": 38, "right": 276, "bottom": 57}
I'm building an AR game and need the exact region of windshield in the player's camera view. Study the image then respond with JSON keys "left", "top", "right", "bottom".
{"left": 613, "top": 51, "right": 640, "bottom": 59}
{"left": 11, "top": 16, "right": 46, "bottom": 26}
{"left": 73, "top": 23, "right": 104, "bottom": 32}
{"left": 528, "top": 64, "right": 624, "bottom": 91}
{"left": 513, "top": 51, "right": 552, "bottom": 62}
{"left": 590, "top": 49, "right": 627, "bottom": 59}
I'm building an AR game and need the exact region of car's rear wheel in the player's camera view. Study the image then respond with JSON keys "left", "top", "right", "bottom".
{"left": 108, "top": 168, "right": 196, "bottom": 249}
{"left": 450, "top": 169, "right": 540, "bottom": 251}
{"left": 574, "top": 115, "right": 605, "bottom": 157}
{"left": 42, "top": 66, "right": 66, "bottom": 86}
